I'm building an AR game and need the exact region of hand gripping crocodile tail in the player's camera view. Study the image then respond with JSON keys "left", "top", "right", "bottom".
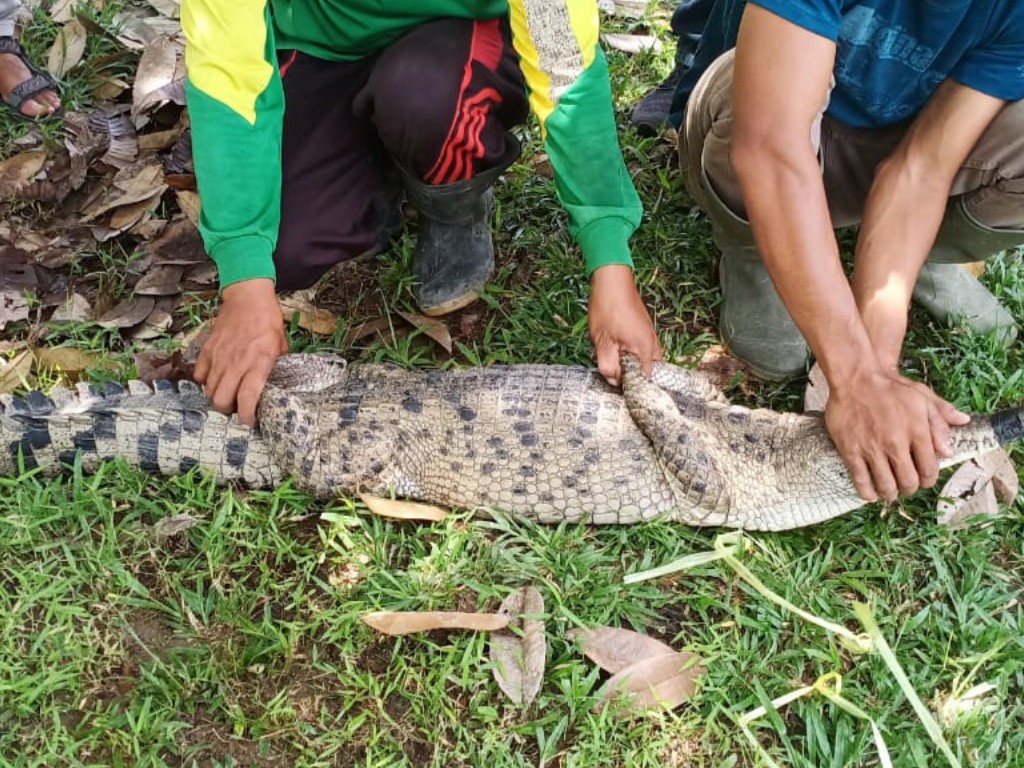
{"left": 1, "top": 353, "right": 1020, "bottom": 531}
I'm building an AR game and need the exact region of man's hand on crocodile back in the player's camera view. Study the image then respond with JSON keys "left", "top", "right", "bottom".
{"left": 194, "top": 278, "right": 289, "bottom": 427}
{"left": 589, "top": 264, "right": 663, "bottom": 387}
{"left": 825, "top": 368, "right": 970, "bottom": 503}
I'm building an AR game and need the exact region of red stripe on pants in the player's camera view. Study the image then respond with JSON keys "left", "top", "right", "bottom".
{"left": 426, "top": 19, "right": 505, "bottom": 185}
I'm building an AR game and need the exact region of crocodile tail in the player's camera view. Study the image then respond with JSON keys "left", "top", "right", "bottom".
{"left": 987, "top": 407, "right": 1024, "bottom": 446}
{"left": 0, "top": 379, "right": 281, "bottom": 488}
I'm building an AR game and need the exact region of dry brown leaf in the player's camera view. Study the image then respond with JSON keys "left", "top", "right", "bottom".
{"left": 694, "top": 343, "right": 744, "bottom": 393}
{"left": 0, "top": 150, "right": 47, "bottom": 187}
{"left": 361, "top": 611, "right": 511, "bottom": 636}
{"left": 176, "top": 189, "right": 201, "bottom": 228}
{"left": 279, "top": 294, "right": 339, "bottom": 336}
{"left": 803, "top": 362, "right": 829, "bottom": 414}
{"left": 154, "top": 512, "right": 197, "bottom": 542}
{"left": 147, "top": 217, "right": 205, "bottom": 264}
{"left": 937, "top": 448, "right": 1017, "bottom": 528}
{"left": 600, "top": 33, "right": 662, "bottom": 54}
{"left": 33, "top": 346, "right": 100, "bottom": 375}
{"left": 0, "top": 349, "right": 34, "bottom": 395}
{"left": 566, "top": 626, "right": 679, "bottom": 675}
{"left": 47, "top": 19, "right": 88, "bottom": 77}
{"left": 134, "top": 348, "right": 195, "bottom": 383}
{"left": 49, "top": 0, "right": 78, "bottom": 23}
{"left": 134, "top": 264, "right": 184, "bottom": 296}
{"left": 50, "top": 292, "right": 92, "bottom": 322}
{"left": 490, "top": 587, "right": 547, "bottom": 706}
{"left": 81, "top": 161, "right": 167, "bottom": 221}
{"left": 132, "top": 36, "right": 186, "bottom": 120}
{"left": 93, "top": 77, "right": 130, "bottom": 102}
{"left": 129, "top": 308, "right": 174, "bottom": 340}
{"left": 105, "top": 191, "right": 163, "bottom": 235}
{"left": 139, "top": 126, "right": 185, "bottom": 152}
{"left": 114, "top": 12, "right": 185, "bottom": 50}
{"left": 146, "top": 0, "right": 181, "bottom": 18}
{"left": 95, "top": 295, "right": 156, "bottom": 329}
{"left": 396, "top": 310, "right": 453, "bottom": 353}
{"left": 0, "top": 261, "right": 36, "bottom": 330}
{"left": 343, "top": 317, "right": 394, "bottom": 347}
{"left": 595, "top": 651, "right": 705, "bottom": 717}
{"left": 360, "top": 494, "right": 449, "bottom": 522}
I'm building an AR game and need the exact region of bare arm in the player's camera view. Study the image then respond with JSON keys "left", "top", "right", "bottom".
{"left": 730, "top": 7, "right": 981, "bottom": 501}
{"left": 854, "top": 79, "right": 1007, "bottom": 368}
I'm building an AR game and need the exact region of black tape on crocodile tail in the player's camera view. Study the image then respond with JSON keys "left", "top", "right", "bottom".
{"left": 990, "top": 408, "right": 1024, "bottom": 445}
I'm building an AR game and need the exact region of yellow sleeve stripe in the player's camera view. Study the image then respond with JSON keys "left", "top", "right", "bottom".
{"left": 182, "top": 0, "right": 274, "bottom": 125}
{"left": 508, "top": 0, "right": 599, "bottom": 131}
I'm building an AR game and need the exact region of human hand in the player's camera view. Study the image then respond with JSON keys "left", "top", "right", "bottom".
{"left": 588, "top": 264, "right": 663, "bottom": 386}
{"left": 825, "top": 369, "right": 970, "bottom": 502}
{"left": 193, "top": 279, "right": 288, "bottom": 426}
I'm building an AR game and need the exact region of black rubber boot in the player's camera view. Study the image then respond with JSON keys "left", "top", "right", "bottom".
{"left": 399, "top": 136, "right": 520, "bottom": 316}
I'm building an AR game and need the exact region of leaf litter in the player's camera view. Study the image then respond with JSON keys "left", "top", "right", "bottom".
{"left": 489, "top": 586, "right": 547, "bottom": 706}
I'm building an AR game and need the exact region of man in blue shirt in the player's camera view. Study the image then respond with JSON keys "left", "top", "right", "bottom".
{"left": 678, "top": 1, "right": 1024, "bottom": 502}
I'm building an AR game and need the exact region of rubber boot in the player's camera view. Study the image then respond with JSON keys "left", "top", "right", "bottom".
{"left": 702, "top": 172, "right": 810, "bottom": 379}
{"left": 913, "top": 195, "right": 1024, "bottom": 344}
{"left": 399, "top": 136, "right": 520, "bottom": 316}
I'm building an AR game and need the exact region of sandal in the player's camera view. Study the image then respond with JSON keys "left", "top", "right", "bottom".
{"left": 0, "top": 36, "right": 63, "bottom": 122}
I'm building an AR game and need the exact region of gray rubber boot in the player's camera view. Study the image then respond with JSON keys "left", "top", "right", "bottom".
{"left": 399, "top": 136, "right": 520, "bottom": 316}
{"left": 702, "top": 173, "right": 809, "bottom": 380}
{"left": 913, "top": 196, "right": 1024, "bottom": 343}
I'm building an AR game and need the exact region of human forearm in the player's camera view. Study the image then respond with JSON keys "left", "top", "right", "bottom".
{"left": 732, "top": 144, "right": 879, "bottom": 384}
{"left": 852, "top": 153, "right": 951, "bottom": 369}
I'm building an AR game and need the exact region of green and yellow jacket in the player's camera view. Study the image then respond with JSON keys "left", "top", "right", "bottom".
{"left": 182, "top": 0, "right": 643, "bottom": 288}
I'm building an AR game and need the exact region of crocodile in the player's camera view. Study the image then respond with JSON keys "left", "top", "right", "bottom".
{"left": 2, "top": 353, "right": 1022, "bottom": 531}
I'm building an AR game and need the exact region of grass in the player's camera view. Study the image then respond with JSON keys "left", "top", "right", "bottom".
{"left": 2, "top": 4, "right": 1023, "bottom": 767}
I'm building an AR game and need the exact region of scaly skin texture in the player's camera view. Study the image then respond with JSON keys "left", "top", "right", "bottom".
{"left": 2, "top": 354, "right": 1021, "bottom": 531}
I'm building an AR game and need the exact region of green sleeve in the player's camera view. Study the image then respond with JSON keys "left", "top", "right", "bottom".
{"left": 541, "top": 48, "right": 642, "bottom": 276}
{"left": 182, "top": 0, "right": 284, "bottom": 288}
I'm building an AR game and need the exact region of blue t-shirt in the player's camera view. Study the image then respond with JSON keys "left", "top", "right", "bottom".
{"left": 671, "top": 0, "right": 1024, "bottom": 128}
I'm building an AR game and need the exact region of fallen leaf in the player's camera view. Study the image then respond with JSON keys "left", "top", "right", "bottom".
{"left": 396, "top": 310, "right": 453, "bottom": 353}
{"left": 176, "top": 189, "right": 201, "bottom": 228}
{"left": 132, "top": 35, "right": 185, "bottom": 118}
{"left": 566, "top": 626, "right": 679, "bottom": 674}
{"left": 360, "top": 494, "right": 448, "bottom": 522}
{"left": 695, "top": 344, "right": 744, "bottom": 393}
{"left": 134, "top": 348, "right": 194, "bottom": 383}
{"left": 47, "top": 18, "right": 88, "bottom": 77}
{"left": 95, "top": 296, "right": 156, "bottom": 329}
{"left": 342, "top": 316, "right": 394, "bottom": 347}
{"left": 146, "top": 0, "right": 181, "bottom": 18}
{"left": 600, "top": 33, "right": 663, "bottom": 54}
{"left": 0, "top": 350, "right": 34, "bottom": 394}
{"left": 961, "top": 261, "right": 985, "bottom": 278}
{"left": 937, "top": 448, "right": 1017, "bottom": 528}
{"left": 490, "top": 587, "right": 547, "bottom": 706}
{"left": 154, "top": 512, "right": 197, "bottom": 541}
{"left": 0, "top": 150, "right": 47, "bottom": 190}
{"left": 104, "top": 191, "right": 163, "bottom": 236}
{"left": 596, "top": 651, "right": 705, "bottom": 717}
{"left": 49, "top": 0, "right": 78, "bottom": 23}
{"left": 0, "top": 261, "right": 37, "bottom": 330}
{"left": 33, "top": 346, "right": 100, "bottom": 375}
{"left": 361, "top": 610, "right": 511, "bottom": 636}
{"left": 279, "top": 294, "right": 339, "bottom": 336}
{"left": 81, "top": 160, "right": 167, "bottom": 221}
{"left": 49, "top": 292, "right": 92, "bottom": 322}
{"left": 803, "top": 362, "right": 829, "bottom": 414}
{"left": 134, "top": 264, "right": 184, "bottom": 296}
{"left": 129, "top": 308, "right": 174, "bottom": 340}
